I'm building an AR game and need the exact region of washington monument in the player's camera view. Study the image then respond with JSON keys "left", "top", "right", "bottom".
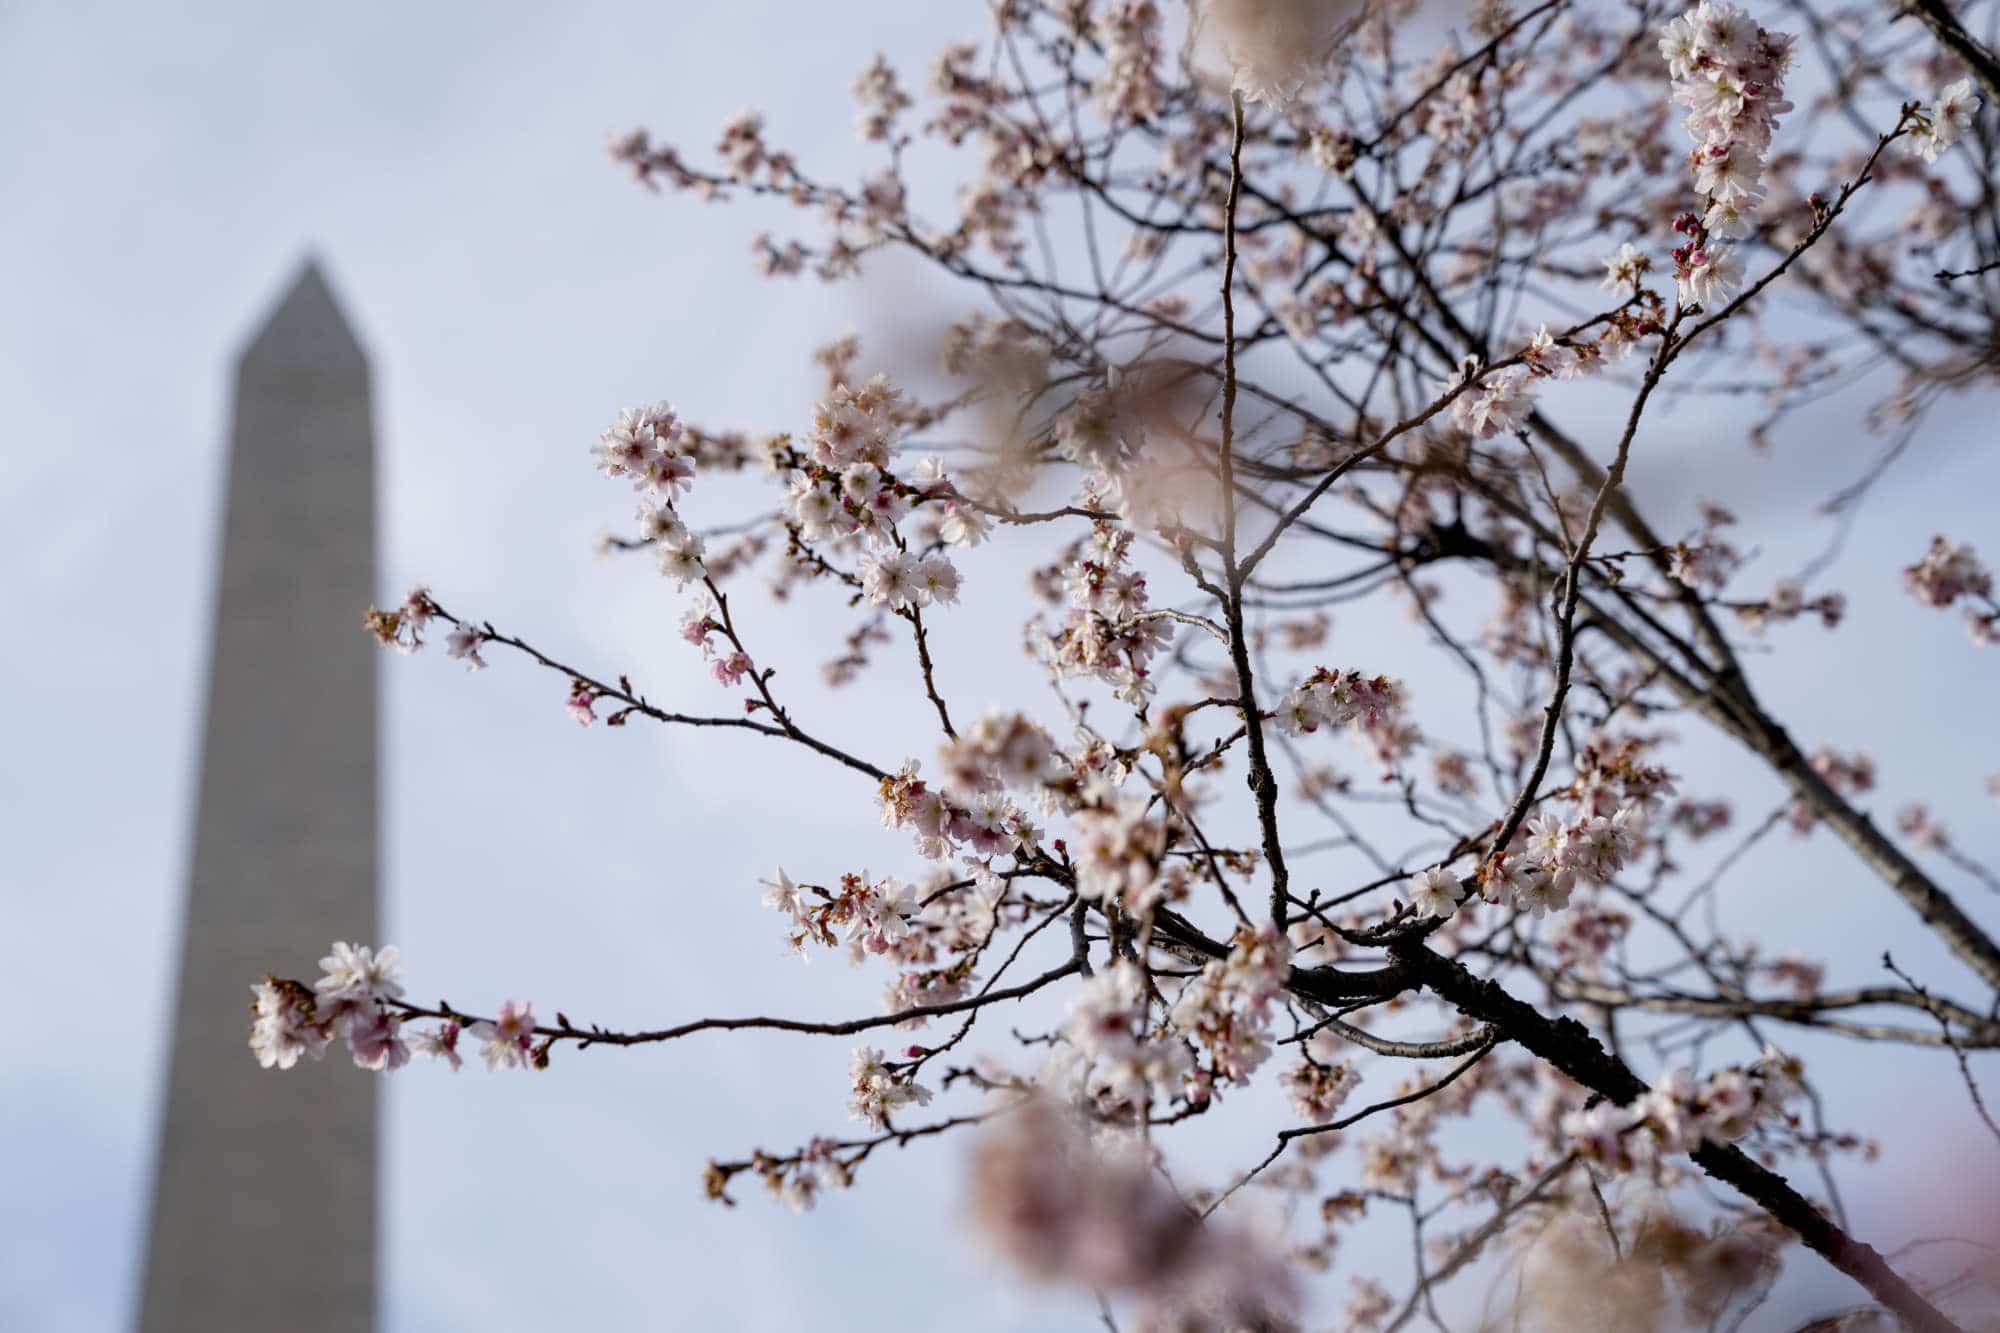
{"left": 138, "top": 261, "right": 379, "bottom": 1332}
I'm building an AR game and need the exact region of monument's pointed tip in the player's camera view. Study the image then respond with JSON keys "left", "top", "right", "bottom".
{"left": 286, "top": 250, "right": 340, "bottom": 294}
{"left": 239, "top": 255, "right": 368, "bottom": 376}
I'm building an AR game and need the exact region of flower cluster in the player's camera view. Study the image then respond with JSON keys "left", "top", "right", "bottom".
{"left": 1896, "top": 536, "right": 1976, "bottom": 608}
{"left": 1424, "top": 66, "right": 1494, "bottom": 153}
{"left": 876, "top": 758, "right": 1044, "bottom": 865}
{"left": 1904, "top": 535, "right": 1998, "bottom": 644}
{"left": 1570, "top": 733, "right": 1680, "bottom": 819}
{"left": 1498, "top": 312, "right": 1645, "bottom": 400}
{"left": 675, "top": 598, "right": 753, "bottom": 688}
{"left": 363, "top": 585, "right": 441, "bottom": 655}
{"left": 1168, "top": 925, "right": 1291, "bottom": 1092}
{"left": 847, "top": 1046, "right": 933, "bottom": 1128}
{"left": 249, "top": 942, "right": 410, "bottom": 1072}
{"left": 1278, "top": 1030, "right": 1361, "bottom": 1123}
{"left": 1659, "top": 4, "right": 1795, "bottom": 210}
{"left": 1445, "top": 356, "right": 1537, "bottom": 439}
{"left": 1601, "top": 242, "right": 1653, "bottom": 292}
{"left": 1196, "top": 0, "right": 1354, "bottom": 106}
{"left": 443, "top": 621, "right": 486, "bottom": 669}
{"left": 858, "top": 548, "right": 960, "bottom": 612}
{"left": 1545, "top": 896, "right": 1633, "bottom": 974}
{"left": 1896, "top": 803, "right": 1953, "bottom": 853}
{"left": 469, "top": 1000, "right": 538, "bottom": 1072}
{"left": 737, "top": 1136, "right": 855, "bottom": 1214}
{"left": 1906, "top": 77, "right": 1980, "bottom": 164}
{"left": 937, "top": 710, "right": 1066, "bottom": 800}
{"left": 1274, "top": 666, "right": 1405, "bottom": 733}
{"left": 1273, "top": 666, "right": 1416, "bottom": 772}
{"left": 971, "top": 1099, "right": 1299, "bottom": 1324}
{"left": 1563, "top": 1051, "right": 1795, "bottom": 1171}
{"left": 1732, "top": 577, "right": 1846, "bottom": 633}
{"left": 1071, "top": 798, "right": 1177, "bottom": 910}
{"left": 763, "top": 866, "right": 1008, "bottom": 1029}
{"left": 1052, "top": 388, "right": 1134, "bottom": 474}
{"left": 247, "top": 978, "right": 333, "bottom": 1071}
{"left": 1045, "top": 521, "right": 1169, "bottom": 702}
{"left": 715, "top": 109, "right": 769, "bottom": 182}
{"left": 1519, "top": 324, "right": 1603, "bottom": 383}
{"left": 1511, "top": 1201, "right": 1787, "bottom": 1331}
{"left": 1352, "top": 1051, "right": 1497, "bottom": 1195}
{"left": 312, "top": 941, "right": 408, "bottom": 1067}
{"left": 1659, "top": 3, "right": 1794, "bottom": 302}
{"left": 1062, "top": 961, "right": 1194, "bottom": 1116}
{"left": 1477, "top": 740, "right": 1674, "bottom": 919}
{"left": 851, "top": 54, "right": 911, "bottom": 143}
{"left": 777, "top": 376, "right": 971, "bottom": 612}
{"left": 1093, "top": 1, "right": 1165, "bottom": 124}
{"left": 1667, "top": 505, "right": 1743, "bottom": 589}
{"left": 1508, "top": 808, "right": 1644, "bottom": 911}
{"left": 596, "top": 401, "right": 694, "bottom": 494}
{"left": 248, "top": 942, "right": 539, "bottom": 1077}
{"left": 736, "top": 1128, "right": 860, "bottom": 1200}
{"left": 1407, "top": 865, "right": 1468, "bottom": 920}
{"left": 760, "top": 868, "right": 920, "bottom": 964}
{"left": 594, "top": 403, "right": 705, "bottom": 586}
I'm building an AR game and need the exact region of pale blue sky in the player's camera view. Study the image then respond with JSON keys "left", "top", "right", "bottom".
{"left": 4, "top": 3, "right": 1997, "bottom": 1330}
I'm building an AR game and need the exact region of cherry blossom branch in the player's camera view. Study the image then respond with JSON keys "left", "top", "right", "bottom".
{"left": 433, "top": 601, "right": 888, "bottom": 781}
{"left": 1202, "top": 1029, "right": 1502, "bottom": 1218}
{"left": 1548, "top": 976, "right": 2000, "bottom": 1049}
{"left": 1675, "top": 119, "right": 1912, "bottom": 351}
{"left": 1285, "top": 1012, "right": 1507, "bottom": 1061}
{"left": 1431, "top": 519, "right": 2000, "bottom": 992}
{"left": 1882, "top": 951, "right": 2000, "bottom": 1146}
{"left": 1488, "top": 318, "right": 1683, "bottom": 860}
{"left": 378, "top": 958, "right": 1082, "bottom": 1053}
{"left": 310, "top": 9, "right": 2000, "bottom": 1324}
{"left": 900, "top": 604, "right": 958, "bottom": 739}
{"left": 1117, "top": 607, "right": 1228, "bottom": 644}
{"left": 704, "top": 1110, "right": 995, "bottom": 1207}
{"left": 1378, "top": 1152, "right": 1581, "bottom": 1333}
{"left": 1213, "top": 92, "right": 1293, "bottom": 934}
{"left": 1388, "top": 938, "right": 1963, "bottom": 1332}
{"left": 698, "top": 575, "right": 893, "bottom": 778}
{"left": 1936, "top": 255, "right": 2000, "bottom": 284}
{"left": 1357, "top": 0, "right": 1571, "bottom": 156}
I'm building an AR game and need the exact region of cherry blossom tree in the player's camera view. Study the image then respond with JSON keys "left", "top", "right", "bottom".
{"left": 266, "top": 2, "right": 2000, "bottom": 1327}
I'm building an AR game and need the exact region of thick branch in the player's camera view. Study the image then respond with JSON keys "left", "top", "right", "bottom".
{"left": 1388, "top": 939, "right": 1962, "bottom": 1332}
{"left": 1904, "top": 0, "right": 2000, "bottom": 105}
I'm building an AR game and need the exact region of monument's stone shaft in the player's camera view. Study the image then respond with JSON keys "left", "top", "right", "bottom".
{"left": 138, "top": 262, "right": 378, "bottom": 1332}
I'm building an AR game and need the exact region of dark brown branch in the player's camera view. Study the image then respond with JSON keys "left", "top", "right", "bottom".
{"left": 1214, "top": 93, "right": 1292, "bottom": 933}
{"left": 1903, "top": 0, "right": 2000, "bottom": 106}
{"left": 1388, "top": 939, "right": 1963, "bottom": 1333}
